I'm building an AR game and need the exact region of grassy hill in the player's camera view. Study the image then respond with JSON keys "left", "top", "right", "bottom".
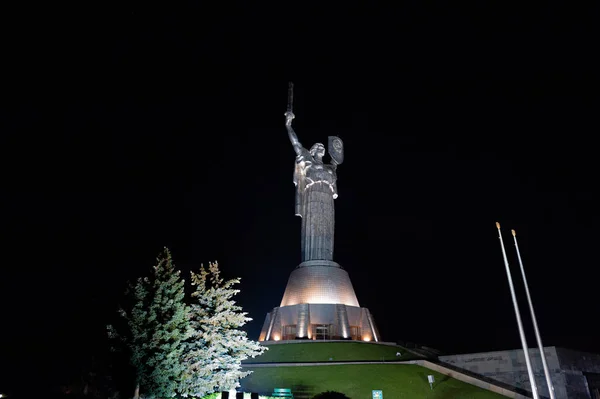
{"left": 240, "top": 363, "right": 507, "bottom": 399}
{"left": 240, "top": 342, "right": 507, "bottom": 398}
{"left": 243, "top": 341, "right": 420, "bottom": 363}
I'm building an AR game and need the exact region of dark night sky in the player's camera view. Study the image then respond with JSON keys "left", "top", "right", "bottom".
{"left": 1, "top": 1, "right": 599, "bottom": 394}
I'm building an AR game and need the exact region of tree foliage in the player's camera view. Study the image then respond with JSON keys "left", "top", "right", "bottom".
{"left": 108, "top": 251, "right": 264, "bottom": 398}
{"left": 108, "top": 248, "right": 191, "bottom": 398}
{"left": 178, "top": 261, "right": 267, "bottom": 397}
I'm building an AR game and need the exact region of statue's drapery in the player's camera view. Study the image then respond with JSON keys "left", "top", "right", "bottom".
{"left": 293, "top": 147, "right": 337, "bottom": 261}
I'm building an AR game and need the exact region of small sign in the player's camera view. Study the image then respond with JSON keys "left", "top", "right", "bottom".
{"left": 428, "top": 375, "right": 435, "bottom": 390}
{"left": 372, "top": 390, "right": 383, "bottom": 399}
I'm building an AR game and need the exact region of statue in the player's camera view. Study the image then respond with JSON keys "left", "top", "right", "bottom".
{"left": 284, "top": 83, "right": 344, "bottom": 262}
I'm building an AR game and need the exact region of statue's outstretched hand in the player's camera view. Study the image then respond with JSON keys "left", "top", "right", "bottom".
{"left": 285, "top": 111, "right": 295, "bottom": 126}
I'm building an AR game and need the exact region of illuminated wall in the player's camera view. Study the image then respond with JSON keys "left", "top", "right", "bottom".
{"left": 259, "top": 303, "right": 380, "bottom": 342}
{"left": 259, "top": 258, "right": 380, "bottom": 342}
{"left": 279, "top": 261, "right": 360, "bottom": 307}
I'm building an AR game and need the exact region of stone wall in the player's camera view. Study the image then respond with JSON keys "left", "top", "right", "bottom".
{"left": 439, "top": 347, "right": 600, "bottom": 399}
{"left": 556, "top": 348, "right": 600, "bottom": 399}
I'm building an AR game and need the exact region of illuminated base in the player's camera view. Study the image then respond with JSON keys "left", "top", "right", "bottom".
{"left": 279, "top": 261, "right": 360, "bottom": 307}
{"left": 258, "top": 303, "right": 380, "bottom": 342}
{"left": 260, "top": 260, "right": 379, "bottom": 342}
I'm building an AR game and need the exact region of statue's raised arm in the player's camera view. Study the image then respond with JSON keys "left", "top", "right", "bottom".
{"left": 285, "top": 111, "right": 303, "bottom": 156}
{"left": 283, "top": 83, "right": 341, "bottom": 262}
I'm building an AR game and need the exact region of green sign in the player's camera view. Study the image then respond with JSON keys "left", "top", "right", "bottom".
{"left": 372, "top": 390, "right": 383, "bottom": 399}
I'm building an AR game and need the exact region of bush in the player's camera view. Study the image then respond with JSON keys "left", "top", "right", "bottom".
{"left": 312, "top": 391, "right": 351, "bottom": 399}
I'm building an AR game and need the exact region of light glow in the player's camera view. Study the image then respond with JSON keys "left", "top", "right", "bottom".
{"left": 279, "top": 264, "right": 360, "bottom": 307}
{"left": 362, "top": 336, "right": 371, "bottom": 342}
{"left": 273, "top": 335, "right": 280, "bottom": 341}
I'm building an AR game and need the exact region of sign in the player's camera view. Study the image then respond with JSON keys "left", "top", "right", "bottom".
{"left": 372, "top": 390, "right": 383, "bottom": 399}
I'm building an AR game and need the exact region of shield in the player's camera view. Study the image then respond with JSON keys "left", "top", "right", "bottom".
{"left": 328, "top": 136, "right": 344, "bottom": 165}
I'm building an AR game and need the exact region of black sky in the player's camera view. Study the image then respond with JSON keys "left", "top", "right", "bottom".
{"left": 1, "top": 1, "right": 599, "bottom": 394}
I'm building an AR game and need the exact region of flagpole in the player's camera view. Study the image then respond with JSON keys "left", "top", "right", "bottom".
{"left": 512, "top": 229, "right": 555, "bottom": 399}
{"left": 496, "top": 222, "right": 539, "bottom": 399}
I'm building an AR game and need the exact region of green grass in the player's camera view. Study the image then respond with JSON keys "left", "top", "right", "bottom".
{"left": 244, "top": 342, "right": 419, "bottom": 363}
{"left": 240, "top": 364, "right": 507, "bottom": 399}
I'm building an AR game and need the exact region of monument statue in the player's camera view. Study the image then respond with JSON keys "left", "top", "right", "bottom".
{"left": 257, "top": 83, "right": 380, "bottom": 343}
{"left": 284, "top": 83, "right": 344, "bottom": 262}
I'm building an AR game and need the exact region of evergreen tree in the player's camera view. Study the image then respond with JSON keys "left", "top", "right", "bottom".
{"left": 179, "top": 261, "right": 266, "bottom": 397}
{"left": 107, "top": 274, "right": 151, "bottom": 398}
{"left": 108, "top": 248, "right": 191, "bottom": 399}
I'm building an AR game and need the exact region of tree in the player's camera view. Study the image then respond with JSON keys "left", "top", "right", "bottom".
{"left": 107, "top": 273, "right": 150, "bottom": 399}
{"left": 179, "top": 261, "right": 267, "bottom": 397}
{"left": 108, "top": 248, "right": 191, "bottom": 399}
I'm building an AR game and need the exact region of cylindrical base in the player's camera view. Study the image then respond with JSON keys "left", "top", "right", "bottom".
{"left": 259, "top": 303, "right": 380, "bottom": 342}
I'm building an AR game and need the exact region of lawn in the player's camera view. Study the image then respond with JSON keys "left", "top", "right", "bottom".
{"left": 243, "top": 342, "right": 419, "bottom": 363}
{"left": 240, "top": 364, "right": 507, "bottom": 399}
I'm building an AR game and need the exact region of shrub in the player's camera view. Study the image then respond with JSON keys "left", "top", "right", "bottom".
{"left": 312, "top": 391, "right": 351, "bottom": 399}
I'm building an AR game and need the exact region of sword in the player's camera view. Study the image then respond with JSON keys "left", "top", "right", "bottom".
{"left": 287, "top": 81, "right": 294, "bottom": 114}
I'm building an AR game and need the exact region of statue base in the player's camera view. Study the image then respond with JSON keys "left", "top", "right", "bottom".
{"left": 280, "top": 260, "right": 360, "bottom": 307}
{"left": 258, "top": 260, "right": 380, "bottom": 342}
{"left": 258, "top": 303, "right": 380, "bottom": 342}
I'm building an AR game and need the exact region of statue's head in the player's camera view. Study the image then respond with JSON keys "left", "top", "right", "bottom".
{"left": 310, "top": 143, "right": 326, "bottom": 159}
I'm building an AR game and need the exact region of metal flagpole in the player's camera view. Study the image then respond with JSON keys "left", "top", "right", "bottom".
{"left": 512, "top": 229, "right": 556, "bottom": 399}
{"left": 496, "top": 222, "right": 539, "bottom": 399}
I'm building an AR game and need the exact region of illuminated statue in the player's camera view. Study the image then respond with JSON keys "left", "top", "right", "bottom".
{"left": 285, "top": 108, "right": 344, "bottom": 262}
{"left": 257, "top": 84, "right": 380, "bottom": 343}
